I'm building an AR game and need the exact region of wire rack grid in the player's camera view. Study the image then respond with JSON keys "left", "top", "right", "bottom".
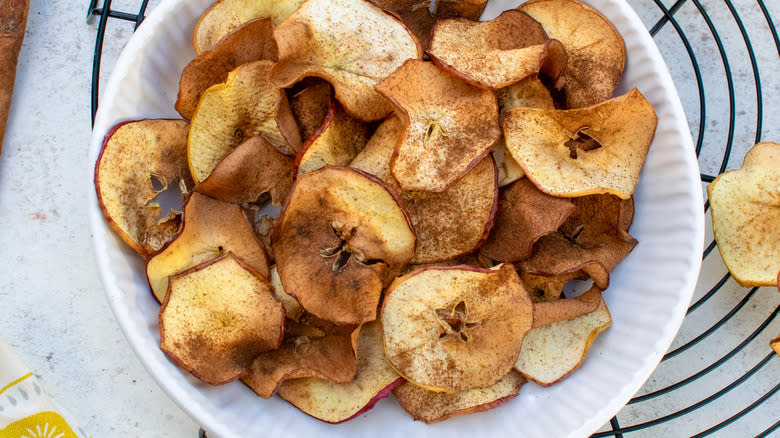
{"left": 87, "top": 1, "right": 780, "bottom": 436}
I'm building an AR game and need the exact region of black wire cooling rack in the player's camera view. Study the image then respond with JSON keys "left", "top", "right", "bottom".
{"left": 87, "top": 1, "right": 780, "bottom": 436}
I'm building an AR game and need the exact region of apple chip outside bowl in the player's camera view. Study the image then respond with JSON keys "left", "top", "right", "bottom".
{"left": 88, "top": 0, "right": 704, "bottom": 436}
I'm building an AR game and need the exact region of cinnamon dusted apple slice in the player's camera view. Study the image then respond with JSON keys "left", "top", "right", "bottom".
{"left": 95, "top": 119, "right": 193, "bottom": 255}
{"left": 503, "top": 89, "right": 657, "bottom": 199}
{"left": 497, "top": 75, "right": 556, "bottom": 114}
{"left": 370, "top": 0, "right": 436, "bottom": 50}
{"left": 270, "top": 265, "right": 304, "bottom": 321}
{"left": 480, "top": 178, "right": 575, "bottom": 262}
{"left": 382, "top": 264, "right": 533, "bottom": 392}
{"left": 243, "top": 314, "right": 359, "bottom": 398}
{"left": 195, "top": 136, "right": 294, "bottom": 206}
{"left": 532, "top": 285, "right": 602, "bottom": 329}
{"left": 177, "top": 18, "right": 278, "bottom": 120}
{"left": 274, "top": 166, "right": 416, "bottom": 325}
{"left": 272, "top": 0, "right": 421, "bottom": 121}
{"left": 193, "top": 0, "right": 306, "bottom": 54}
{"left": 188, "top": 60, "right": 301, "bottom": 183}
{"left": 521, "top": 271, "right": 585, "bottom": 303}
{"left": 515, "top": 292, "right": 611, "bottom": 386}
{"left": 295, "top": 101, "right": 371, "bottom": 176}
{"left": 772, "top": 335, "right": 780, "bottom": 357}
{"left": 288, "top": 79, "right": 332, "bottom": 142}
{"left": 351, "top": 115, "right": 497, "bottom": 263}
{"left": 146, "top": 192, "right": 271, "bottom": 302}
{"left": 393, "top": 371, "right": 526, "bottom": 423}
{"left": 520, "top": 0, "right": 625, "bottom": 108}
{"left": 428, "top": 10, "right": 567, "bottom": 90}
{"left": 375, "top": 60, "right": 501, "bottom": 192}
{"left": 277, "top": 321, "right": 402, "bottom": 423}
{"left": 159, "top": 253, "right": 284, "bottom": 385}
{"left": 434, "top": 0, "right": 487, "bottom": 20}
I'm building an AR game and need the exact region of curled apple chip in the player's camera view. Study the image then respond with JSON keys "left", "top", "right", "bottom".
{"left": 428, "top": 11, "right": 566, "bottom": 89}
{"left": 146, "top": 192, "right": 271, "bottom": 302}
{"left": 270, "top": 265, "right": 305, "bottom": 321}
{"left": 375, "top": 59, "right": 501, "bottom": 192}
{"left": 434, "top": 0, "right": 488, "bottom": 20}
{"left": 532, "top": 285, "right": 602, "bottom": 329}
{"left": 503, "top": 88, "right": 657, "bottom": 199}
{"left": 188, "top": 60, "right": 302, "bottom": 183}
{"left": 520, "top": 0, "right": 625, "bottom": 108}
{"left": 351, "top": 115, "right": 497, "bottom": 263}
{"left": 370, "top": 1, "right": 436, "bottom": 50}
{"left": 288, "top": 79, "right": 332, "bottom": 142}
{"left": 708, "top": 142, "right": 780, "bottom": 287}
{"left": 492, "top": 139, "right": 525, "bottom": 188}
{"left": 515, "top": 292, "right": 611, "bottom": 386}
{"left": 272, "top": 0, "right": 421, "bottom": 121}
{"left": 277, "top": 321, "right": 402, "bottom": 423}
{"left": 159, "top": 253, "right": 284, "bottom": 385}
{"left": 95, "top": 119, "right": 193, "bottom": 255}
{"left": 192, "top": 0, "right": 306, "bottom": 54}
{"left": 480, "top": 178, "right": 575, "bottom": 262}
{"left": 274, "top": 166, "right": 416, "bottom": 325}
{"left": 522, "top": 271, "right": 584, "bottom": 303}
{"left": 393, "top": 371, "right": 525, "bottom": 424}
{"left": 382, "top": 264, "right": 533, "bottom": 392}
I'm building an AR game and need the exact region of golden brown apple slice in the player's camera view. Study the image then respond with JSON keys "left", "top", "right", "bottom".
{"left": 382, "top": 264, "right": 533, "bottom": 392}
{"left": 772, "top": 335, "right": 780, "bottom": 357}
{"left": 146, "top": 192, "right": 271, "bottom": 302}
{"left": 515, "top": 293, "right": 611, "bottom": 386}
{"left": 288, "top": 79, "right": 333, "bottom": 142}
{"left": 295, "top": 101, "right": 371, "bottom": 176}
{"left": 277, "top": 321, "right": 402, "bottom": 423}
{"left": 351, "top": 115, "right": 497, "bottom": 263}
{"left": 492, "top": 139, "right": 525, "bottom": 187}
{"left": 176, "top": 18, "right": 278, "bottom": 120}
{"left": 188, "top": 60, "right": 302, "bottom": 183}
{"left": 503, "top": 88, "right": 657, "bottom": 199}
{"left": 393, "top": 371, "right": 526, "bottom": 423}
{"left": 497, "top": 75, "right": 556, "bottom": 114}
{"left": 159, "top": 253, "right": 284, "bottom": 385}
{"left": 434, "top": 0, "right": 487, "bottom": 20}
{"left": 270, "top": 265, "right": 305, "bottom": 321}
{"left": 375, "top": 59, "right": 501, "bottom": 192}
{"left": 271, "top": 0, "right": 421, "bottom": 122}
{"left": 370, "top": 0, "right": 436, "bottom": 50}
{"left": 428, "top": 10, "right": 566, "bottom": 90}
{"left": 480, "top": 178, "right": 575, "bottom": 262}
{"left": 520, "top": 0, "right": 625, "bottom": 108}
{"left": 95, "top": 119, "right": 193, "bottom": 255}
{"left": 531, "top": 285, "right": 602, "bottom": 329}
{"left": 522, "top": 271, "right": 585, "bottom": 303}
{"left": 274, "top": 166, "right": 416, "bottom": 325}
{"left": 708, "top": 142, "right": 780, "bottom": 287}
{"left": 192, "top": 0, "right": 306, "bottom": 54}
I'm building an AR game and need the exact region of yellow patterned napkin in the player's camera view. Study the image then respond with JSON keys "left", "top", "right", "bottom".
{"left": 0, "top": 334, "right": 89, "bottom": 438}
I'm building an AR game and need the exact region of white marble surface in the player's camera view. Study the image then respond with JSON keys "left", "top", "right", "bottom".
{"left": 0, "top": 0, "right": 776, "bottom": 437}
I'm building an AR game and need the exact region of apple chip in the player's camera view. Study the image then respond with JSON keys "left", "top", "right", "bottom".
{"left": 370, "top": 1, "right": 436, "bottom": 50}
{"left": 393, "top": 371, "right": 525, "bottom": 424}
{"left": 708, "top": 142, "right": 780, "bottom": 287}
{"left": 351, "top": 115, "right": 497, "bottom": 263}
{"left": 277, "top": 321, "right": 402, "bottom": 423}
{"left": 192, "top": 0, "right": 306, "bottom": 54}
{"left": 146, "top": 192, "right": 271, "bottom": 302}
{"left": 272, "top": 0, "right": 421, "bottom": 121}
{"left": 375, "top": 59, "right": 501, "bottom": 192}
{"left": 428, "top": 10, "right": 566, "bottom": 89}
{"left": 288, "top": 79, "right": 332, "bottom": 142}
{"left": 532, "top": 285, "right": 602, "bottom": 328}
{"left": 522, "top": 271, "right": 585, "bottom": 303}
{"left": 503, "top": 88, "right": 657, "bottom": 199}
{"left": 177, "top": 18, "right": 278, "bottom": 121}
{"left": 188, "top": 60, "right": 302, "bottom": 183}
{"left": 434, "top": 0, "right": 487, "bottom": 20}
{"left": 492, "top": 139, "right": 525, "bottom": 188}
{"left": 295, "top": 101, "right": 371, "bottom": 176}
{"left": 243, "top": 314, "right": 359, "bottom": 398}
{"left": 95, "top": 119, "right": 193, "bottom": 255}
{"left": 195, "top": 135, "right": 294, "bottom": 206}
{"left": 382, "top": 264, "right": 533, "bottom": 392}
{"left": 270, "top": 265, "right": 305, "bottom": 321}
{"left": 520, "top": 0, "right": 625, "bottom": 108}
{"left": 497, "top": 75, "right": 556, "bottom": 114}
{"left": 772, "top": 334, "right": 780, "bottom": 357}
{"left": 274, "top": 166, "right": 416, "bottom": 325}
{"left": 481, "top": 178, "right": 575, "bottom": 262}
{"left": 515, "top": 292, "right": 611, "bottom": 386}
{"left": 159, "top": 254, "right": 284, "bottom": 385}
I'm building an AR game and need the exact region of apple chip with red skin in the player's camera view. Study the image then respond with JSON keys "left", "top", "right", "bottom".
{"left": 375, "top": 59, "right": 501, "bottom": 192}
{"left": 351, "top": 115, "right": 497, "bottom": 264}
{"left": 288, "top": 79, "right": 332, "bottom": 142}
{"left": 277, "top": 321, "right": 402, "bottom": 423}
{"left": 271, "top": 0, "right": 422, "bottom": 122}
{"left": 369, "top": 1, "right": 436, "bottom": 50}
{"left": 503, "top": 88, "right": 657, "bottom": 199}
{"left": 481, "top": 178, "right": 575, "bottom": 262}
{"left": 435, "top": 0, "right": 488, "bottom": 20}
{"left": 159, "top": 253, "right": 284, "bottom": 385}
{"left": 274, "top": 166, "right": 416, "bottom": 325}
{"left": 95, "top": 119, "right": 193, "bottom": 256}
{"left": 393, "top": 371, "right": 526, "bottom": 424}
{"left": 382, "top": 264, "right": 533, "bottom": 392}
{"left": 146, "top": 192, "right": 271, "bottom": 302}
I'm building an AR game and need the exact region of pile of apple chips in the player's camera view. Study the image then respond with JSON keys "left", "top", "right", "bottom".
{"left": 94, "top": 0, "right": 658, "bottom": 424}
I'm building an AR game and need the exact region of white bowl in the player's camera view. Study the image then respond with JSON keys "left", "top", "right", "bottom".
{"left": 89, "top": 1, "right": 704, "bottom": 436}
